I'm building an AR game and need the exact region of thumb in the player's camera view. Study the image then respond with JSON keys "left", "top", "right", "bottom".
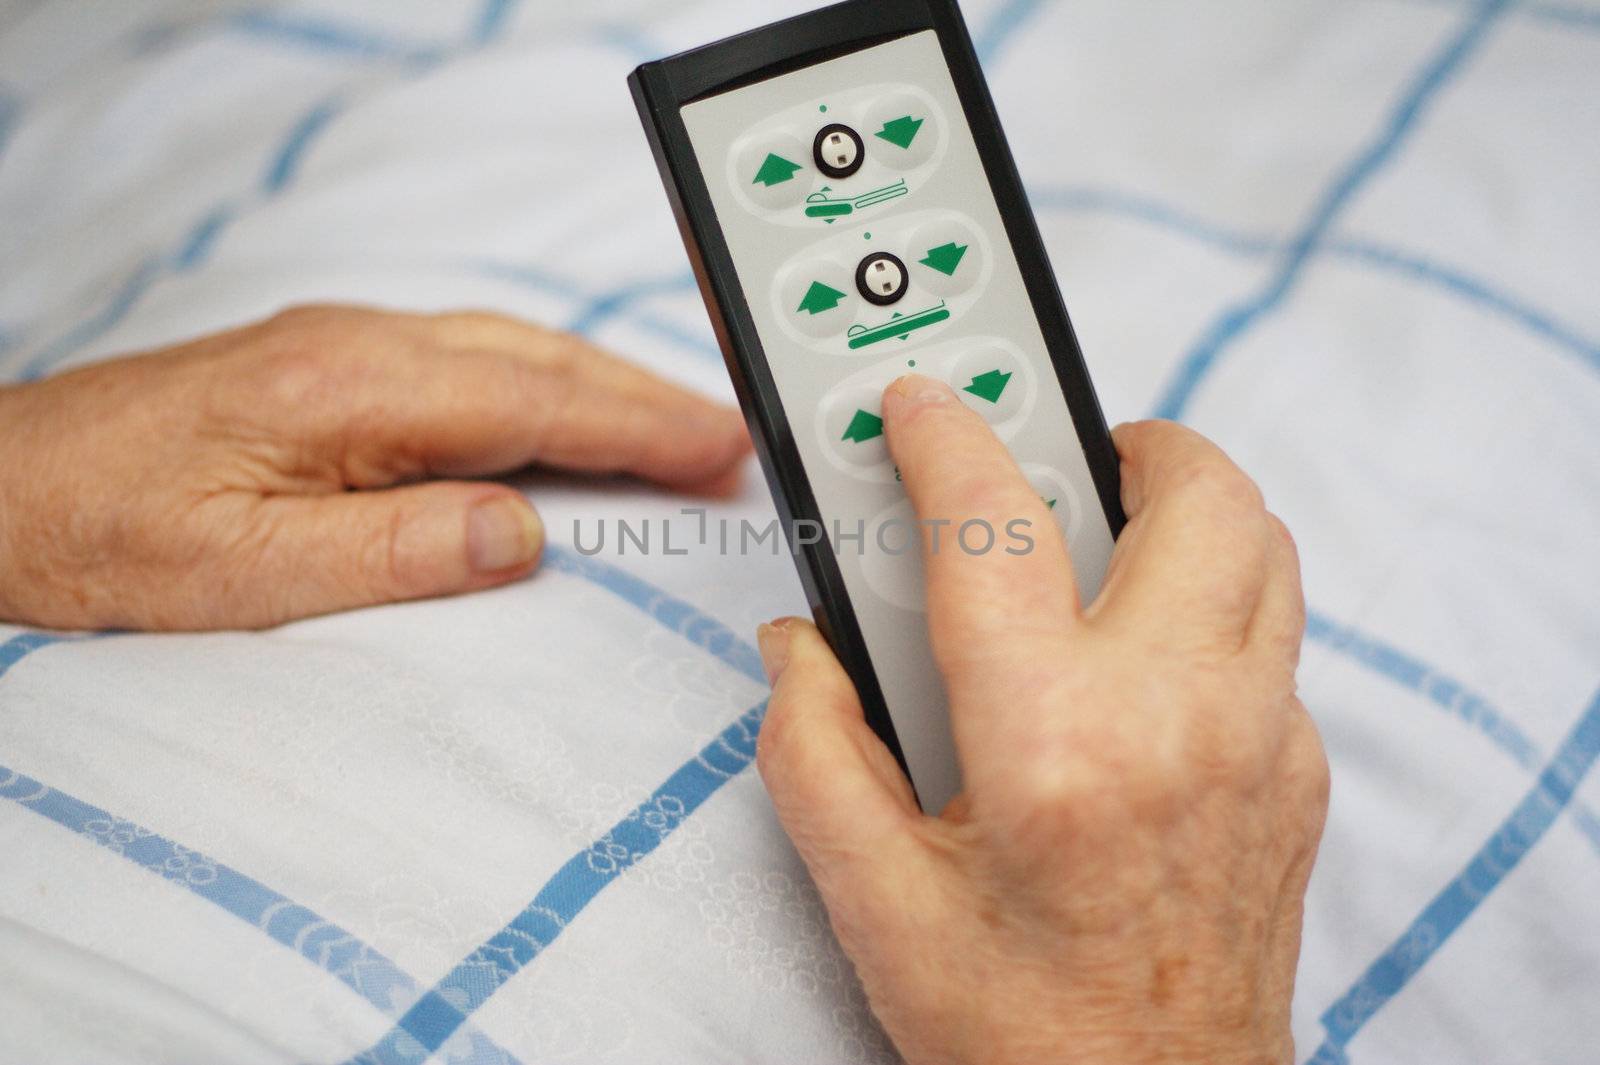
{"left": 756, "top": 619, "right": 924, "bottom": 898}
{"left": 246, "top": 483, "right": 543, "bottom": 625}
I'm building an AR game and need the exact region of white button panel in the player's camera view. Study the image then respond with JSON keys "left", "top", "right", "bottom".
{"left": 682, "top": 31, "right": 1115, "bottom": 813}
{"left": 767, "top": 208, "right": 992, "bottom": 355}
{"left": 813, "top": 335, "right": 1036, "bottom": 484}
{"left": 723, "top": 82, "right": 946, "bottom": 228}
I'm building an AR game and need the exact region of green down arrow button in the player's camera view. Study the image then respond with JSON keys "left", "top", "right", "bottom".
{"left": 920, "top": 242, "right": 968, "bottom": 276}
{"left": 876, "top": 115, "right": 924, "bottom": 150}
{"left": 963, "top": 369, "right": 1012, "bottom": 404}
{"left": 841, "top": 409, "right": 884, "bottom": 443}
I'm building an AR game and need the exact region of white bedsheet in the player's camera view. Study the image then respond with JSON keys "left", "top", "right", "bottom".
{"left": 1, "top": 1, "right": 1597, "bottom": 1062}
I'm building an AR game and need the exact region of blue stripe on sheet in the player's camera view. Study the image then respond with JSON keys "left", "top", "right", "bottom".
{"left": 342, "top": 545, "right": 768, "bottom": 1062}
{"left": 19, "top": 257, "right": 163, "bottom": 380}
{"left": 1152, "top": 0, "right": 1513, "bottom": 420}
{"left": 226, "top": 9, "right": 447, "bottom": 65}
{"left": 1523, "top": 1, "right": 1600, "bottom": 29}
{"left": 972, "top": 0, "right": 1045, "bottom": 63}
{"left": 1032, "top": 185, "right": 1280, "bottom": 257}
{"left": 543, "top": 544, "right": 767, "bottom": 688}
{"left": 349, "top": 699, "right": 767, "bottom": 1065}
{"left": 0, "top": 632, "right": 83, "bottom": 681}
{"left": 1307, "top": 683, "right": 1600, "bottom": 1062}
{"left": 0, "top": 765, "right": 522, "bottom": 1065}
{"left": 475, "top": 260, "right": 719, "bottom": 359}
{"left": 263, "top": 98, "right": 344, "bottom": 194}
{"left": 1329, "top": 238, "right": 1600, "bottom": 376}
{"left": 565, "top": 272, "right": 697, "bottom": 339}
{"left": 0, "top": 87, "right": 19, "bottom": 159}
{"left": 589, "top": 23, "right": 664, "bottom": 65}
{"left": 9, "top": 0, "right": 525, "bottom": 384}
{"left": 174, "top": 203, "right": 240, "bottom": 272}
{"left": 1034, "top": 185, "right": 1600, "bottom": 379}
{"left": 1307, "top": 611, "right": 1538, "bottom": 762}
{"left": 1418, "top": 0, "right": 1600, "bottom": 31}
{"left": 1304, "top": 610, "right": 1600, "bottom": 858}
{"left": 472, "top": 0, "right": 519, "bottom": 46}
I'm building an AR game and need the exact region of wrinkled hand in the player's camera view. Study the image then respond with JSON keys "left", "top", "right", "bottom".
{"left": 0, "top": 306, "right": 749, "bottom": 630}
{"left": 756, "top": 376, "right": 1328, "bottom": 1065}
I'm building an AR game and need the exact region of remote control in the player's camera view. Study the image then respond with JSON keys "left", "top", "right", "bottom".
{"left": 630, "top": 0, "right": 1124, "bottom": 813}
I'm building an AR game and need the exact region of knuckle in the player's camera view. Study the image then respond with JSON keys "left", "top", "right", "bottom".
{"left": 376, "top": 503, "right": 413, "bottom": 596}
{"left": 266, "top": 303, "right": 385, "bottom": 339}
{"left": 265, "top": 304, "right": 332, "bottom": 330}
{"left": 433, "top": 309, "right": 518, "bottom": 344}
{"left": 1179, "top": 700, "right": 1278, "bottom": 786}
{"left": 1172, "top": 456, "right": 1264, "bottom": 516}
{"left": 1008, "top": 732, "right": 1185, "bottom": 836}
{"left": 1283, "top": 710, "right": 1332, "bottom": 812}
{"left": 754, "top": 696, "right": 796, "bottom": 780}
{"left": 1025, "top": 757, "right": 1181, "bottom": 839}
{"left": 1157, "top": 667, "right": 1288, "bottom": 784}
{"left": 541, "top": 331, "right": 586, "bottom": 374}
{"left": 437, "top": 309, "right": 507, "bottom": 329}
{"left": 1266, "top": 512, "right": 1299, "bottom": 556}
{"left": 248, "top": 314, "right": 402, "bottom": 410}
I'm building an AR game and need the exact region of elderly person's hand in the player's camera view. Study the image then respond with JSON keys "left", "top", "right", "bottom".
{"left": 0, "top": 306, "right": 749, "bottom": 630}
{"left": 756, "top": 376, "right": 1328, "bottom": 1065}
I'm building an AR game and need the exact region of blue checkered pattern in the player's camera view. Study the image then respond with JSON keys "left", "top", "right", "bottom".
{"left": 1, "top": 1, "right": 1596, "bottom": 1061}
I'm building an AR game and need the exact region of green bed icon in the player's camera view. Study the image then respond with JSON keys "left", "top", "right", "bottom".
{"left": 846, "top": 301, "right": 950, "bottom": 350}
{"left": 803, "top": 178, "right": 910, "bottom": 221}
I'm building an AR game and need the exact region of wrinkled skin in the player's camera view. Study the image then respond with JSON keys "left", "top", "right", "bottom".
{"left": 0, "top": 305, "right": 750, "bottom": 630}
{"left": 0, "top": 311, "right": 1327, "bottom": 1063}
{"left": 756, "top": 376, "right": 1329, "bottom": 1065}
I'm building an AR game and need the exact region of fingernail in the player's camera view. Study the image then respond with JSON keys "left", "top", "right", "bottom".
{"left": 756, "top": 619, "right": 795, "bottom": 686}
{"left": 883, "top": 374, "right": 956, "bottom": 418}
{"left": 466, "top": 496, "right": 543, "bottom": 573}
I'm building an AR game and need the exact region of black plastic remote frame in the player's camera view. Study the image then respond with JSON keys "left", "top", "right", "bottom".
{"left": 630, "top": 0, "right": 1124, "bottom": 811}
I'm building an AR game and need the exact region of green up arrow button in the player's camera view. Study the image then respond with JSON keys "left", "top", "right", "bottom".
{"left": 841, "top": 409, "right": 884, "bottom": 443}
{"left": 797, "top": 281, "right": 848, "bottom": 316}
{"left": 753, "top": 153, "right": 803, "bottom": 187}
{"left": 963, "top": 369, "right": 1012, "bottom": 404}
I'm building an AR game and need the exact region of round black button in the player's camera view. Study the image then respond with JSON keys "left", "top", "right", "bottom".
{"left": 856, "top": 252, "right": 910, "bottom": 306}
{"left": 813, "top": 123, "right": 866, "bottom": 180}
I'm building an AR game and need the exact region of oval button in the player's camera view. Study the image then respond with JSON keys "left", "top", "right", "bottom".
{"left": 779, "top": 258, "right": 857, "bottom": 340}
{"left": 907, "top": 216, "right": 982, "bottom": 298}
{"left": 822, "top": 384, "right": 891, "bottom": 470}
{"left": 864, "top": 90, "right": 937, "bottom": 170}
{"left": 951, "top": 343, "right": 1029, "bottom": 427}
{"left": 1019, "top": 464, "right": 1083, "bottom": 542}
{"left": 738, "top": 133, "right": 812, "bottom": 210}
{"left": 860, "top": 498, "right": 927, "bottom": 613}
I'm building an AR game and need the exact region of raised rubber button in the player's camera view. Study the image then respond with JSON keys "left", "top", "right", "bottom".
{"left": 866, "top": 91, "right": 936, "bottom": 169}
{"left": 860, "top": 497, "right": 927, "bottom": 613}
{"left": 857, "top": 252, "right": 910, "bottom": 306}
{"left": 1020, "top": 464, "right": 1082, "bottom": 542}
{"left": 813, "top": 123, "right": 865, "bottom": 180}
{"left": 909, "top": 216, "right": 982, "bottom": 298}
{"left": 780, "top": 258, "right": 856, "bottom": 339}
{"left": 823, "top": 385, "right": 890, "bottom": 469}
{"left": 951, "top": 344, "right": 1027, "bottom": 426}
{"left": 739, "top": 133, "right": 811, "bottom": 209}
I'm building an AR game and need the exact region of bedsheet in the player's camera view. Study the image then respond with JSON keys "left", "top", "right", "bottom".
{"left": 1, "top": 1, "right": 1597, "bottom": 1062}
